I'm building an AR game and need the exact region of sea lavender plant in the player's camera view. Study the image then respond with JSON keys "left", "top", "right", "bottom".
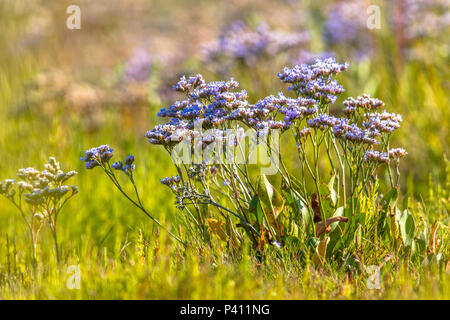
{"left": 142, "top": 58, "right": 407, "bottom": 254}
{"left": 88, "top": 58, "right": 408, "bottom": 265}
{"left": 0, "top": 157, "right": 78, "bottom": 265}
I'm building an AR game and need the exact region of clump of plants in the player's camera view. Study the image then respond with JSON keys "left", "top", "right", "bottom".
{"left": 84, "top": 58, "right": 446, "bottom": 271}
{"left": 0, "top": 157, "right": 78, "bottom": 266}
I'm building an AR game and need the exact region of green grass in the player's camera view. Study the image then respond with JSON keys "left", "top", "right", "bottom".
{"left": 0, "top": 0, "right": 448, "bottom": 299}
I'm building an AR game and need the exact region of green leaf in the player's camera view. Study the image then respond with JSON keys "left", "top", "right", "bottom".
{"left": 354, "top": 223, "right": 363, "bottom": 248}
{"left": 306, "top": 237, "right": 320, "bottom": 250}
{"left": 399, "top": 209, "right": 415, "bottom": 247}
{"left": 326, "top": 207, "right": 347, "bottom": 256}
{"left": 402, "top": 192, "right": 410, "bottom": 211}
{"left": 330, "top": 206, "right": 345, "bottom": 232}
{"left": 288, "top": 191, "right": 310, "bottom": 227}
{"left": 249, "top": 195, "right": 258, "bottom": 213}
{"left": 249, "top": 195, "right": 263, "bottom": 226}
{"left": 328, "top": 174, "right": 337, "bottom": 206}
{"left": 385, "top": 188, "right": 398, "bottom": 209}
{"left": 257, "top": 174, "right": 274, "bottom": 211}
{"left": 257, "top": 174, "right": 285, "bottom": 224}
{"left": 255, "top": 201, "right": 264, "bottom": 226}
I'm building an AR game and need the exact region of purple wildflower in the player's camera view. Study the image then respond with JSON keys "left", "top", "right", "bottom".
{"left": 364, "top": 150, "right": 390, "bottom": 164}
{"left": 363, "top": 111, "right": 402, "bottom": 133}
{"left": 343, "top": 94, "right": 385, "bottom": 114}
{"left": 388, "top": 148, "right": 408, "bottom": 159}
{"left": 278, "top": 58, "right": 348, "bottom": 103}
{"left": 112, "top": 155, "right": 135, "bottom": 173}
{"left": 307, "top": 113, "right": 341, "bottom": 130}
{"left": 81, "top": 145, "right": 114, "bottom": 169}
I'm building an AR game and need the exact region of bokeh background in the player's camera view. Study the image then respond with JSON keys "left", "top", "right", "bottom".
{"left": 0, "top": 0, "right": 448, "bottom": 298}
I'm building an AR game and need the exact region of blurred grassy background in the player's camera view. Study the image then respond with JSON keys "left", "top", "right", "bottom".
{"left": 0, "top": 0, "right": 448, "bottom": 299}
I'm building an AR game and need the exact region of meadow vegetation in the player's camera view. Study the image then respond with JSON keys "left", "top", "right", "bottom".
{"left": 0, "top": 0, "right": 448, "bottom": 299}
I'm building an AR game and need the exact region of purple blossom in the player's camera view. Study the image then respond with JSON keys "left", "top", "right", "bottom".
{"left": 337, "top": 123, "right": 379, "bottom": 145}
{"left": 364, "top": 150, "right": 390, "bottom": 164}
{"left": 363, "top": 111, "right": 402, "bottom": 133}
{"left": 343, "top": 95, "right": 385, "bottom": 114}
{"left": 112, "top": 155, "right": 136, "bottom": 173}
{"left": 278, "top": 58, "right": 349, "bottom": 83}
{"left": 388, "top": 148, "right": 408, "bottom": 159}
{"left": 160, "top": 175, "right": 181, "bottom": 191}
{"left": 278, "top": 58, "right": 348, "bottom": 103}
{"left": 81, "top": 145, "right": 114, "bottom": 169}
{"left": 146, "top": 118, "right": 193, "bottom": 146}
{"left": 307, "top": 113, "right": 341, "bottom": 130}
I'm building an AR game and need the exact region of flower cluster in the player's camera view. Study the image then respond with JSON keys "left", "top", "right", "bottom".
{"left": 160, "top": 175, "right": 181, "bottom": 192}
{"left": 307, "top": 115, "right": 380, "bottom": 146}
{"left": 343, "top": 94, "right": 385, "bottom": 114}
{"left": 340, "top": 123, "right": 379, "bottom": 145}
{"left": 364, "top": 150, "right": 390, "bottom": 164}
{"left": 0, "top": 157, "right": 78, "bottom": 206}
{"left": 0, "top": 179, "right": 16, "bottom": 199}
{"left": 81, "top": 145, "right": 137, "bottom": 175}
{"left": 112, "top": 155, "right": 136, "bottom": 174}
{"left": 363, "top": 111, "right": 402, "bottom": 133}
{"left": 80, "top": 145, "right": 114, "bottom": 169}
{"left": 388, "top": 148, "right": 408, "bottom": 160}
{"left": 141, "top": 58, "right": 410, "bottom": 249}
{"left": 307, "top": 113, "right": 340, "bottom": 129}
{"left": 202, "top": 20, "right": 309, "bottom": 68}
{"left": 228, "top": 92, "right": 317, "bottom": 133}
{"left": 0, "top": 157, "right": 78, "bottom": 262}
{"left": 278, "top": 58, "right": 348, "bottom": 103}
{"left": 159, "top": 75, "right": 248, "bottom": 125}
{"left": 147, "top": 74, "right": 251, "bottom": 148}
{"left": 363, "top": 148, "right": 408, "bottom": 164}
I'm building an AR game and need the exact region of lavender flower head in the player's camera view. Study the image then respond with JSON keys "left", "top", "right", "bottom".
{"left": 307, "top": 113, "right": 340, "bottom": 130}
{"left": 364, "top": 150, "right": 390, "bottom": 164}
{"left": 343, "top": 94, "right": 385, "bottom": 114}
{"left": 147, "top": 74, "right": 250, "bottom": 147}
{"left": 160, "top": 175, "right": 181, "bottom": 192}
{"left": 81, "top": 145, "right": 114, "bottom": 169}
{"left": 112, "top": 155, "right": 136, "bottom": 174}
{"left": 278, "top": 58, "right": 348, "bottom": 103}
{"left": 330, "top": 118, "right": 380, "bottom": 145}
{"left": 363, "top": 111, "right": 402, "bottom": 133}
{"left": 388, "top": 148, "right": 408, "bottom": 160}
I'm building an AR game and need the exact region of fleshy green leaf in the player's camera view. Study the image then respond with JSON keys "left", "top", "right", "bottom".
{"left": 399, "top": 209, "right": 415, "bottom": 247}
